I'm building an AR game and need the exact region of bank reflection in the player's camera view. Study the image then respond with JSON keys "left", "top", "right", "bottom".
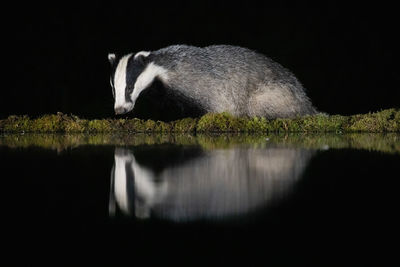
{"left": 109, "top": 145, "right": 314, "bottom": 222}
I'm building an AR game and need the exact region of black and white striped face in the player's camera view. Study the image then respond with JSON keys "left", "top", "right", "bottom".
{"left": 109, "top": 148, "right": 168, "bottom": 218}
{"left": 108, "top": 53, "right": 145, "bottom": 114}
{"left": 108, "top": 51, "right": 167, "bottom": 115}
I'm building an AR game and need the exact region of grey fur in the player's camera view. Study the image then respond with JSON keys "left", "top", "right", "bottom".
{"left": 110, "top": 146, "right": 314, "bottom": 221}
{"left": 113, "top": 45, "right": 317, "bottom": 118}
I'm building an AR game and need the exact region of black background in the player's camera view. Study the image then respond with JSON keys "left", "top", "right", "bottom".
{"left": 3, "top": 2, "right": 399, "bottom": 119}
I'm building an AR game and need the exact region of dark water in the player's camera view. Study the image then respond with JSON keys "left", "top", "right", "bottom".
{"left": 1, "top": 133, "right": 399, "bottom": 266}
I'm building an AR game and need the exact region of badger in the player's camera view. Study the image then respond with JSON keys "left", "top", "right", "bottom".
{"left": 108, "top": 45, "right": 317, "bottom": 119}
{"left": 109, "top": 146, "right": 314, "bottom": 221}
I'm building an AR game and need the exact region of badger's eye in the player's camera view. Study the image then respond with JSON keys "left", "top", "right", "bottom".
{"left": 127, "top": 86, "right": 134, "bottom": 94}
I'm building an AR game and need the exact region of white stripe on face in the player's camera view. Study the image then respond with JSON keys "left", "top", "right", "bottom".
{"left": 131, "top": 62, "right": 168, "bottom": 105}
{"left": 114, "top": 53, "right": 133, "bottom": 109}
{"left": 112, "top": 149, "right": 167, "bottom": 217}
{"left": 113, "top": 152, "right": 131, "bottom": 214}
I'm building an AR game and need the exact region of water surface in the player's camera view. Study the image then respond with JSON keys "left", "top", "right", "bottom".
{"left": 1, "top": 133, "right": 399, "bottom": 266}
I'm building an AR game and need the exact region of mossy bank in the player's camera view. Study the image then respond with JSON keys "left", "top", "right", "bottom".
{"left": 0, "top": 109, "right": 399, "bottom": 133}
{"left": 1, "top": 133, "right": 399, "bottom": 154}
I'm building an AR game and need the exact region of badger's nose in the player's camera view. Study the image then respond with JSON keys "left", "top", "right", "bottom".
{"left": 115, "top": 106, "right": 127, "bottom": 115}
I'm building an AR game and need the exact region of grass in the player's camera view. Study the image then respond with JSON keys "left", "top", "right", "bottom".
{"left": 1, "top": 132, "right": 399, "bottom": 154}
{"left": 0, "top": 109, "right": 399, "bottom": 133}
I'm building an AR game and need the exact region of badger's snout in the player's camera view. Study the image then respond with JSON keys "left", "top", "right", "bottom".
{"left": 115, "top": 106, "right": 129, "bottom": 115}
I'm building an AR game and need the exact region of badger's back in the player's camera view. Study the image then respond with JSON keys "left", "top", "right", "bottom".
{"left": 150, "top": 45, "right": 316, "bottom": 118}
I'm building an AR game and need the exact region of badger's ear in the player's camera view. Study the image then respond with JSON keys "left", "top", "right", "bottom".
{"left": 108, "top": 53, "right": 117, "bottom": 65}
{"left": 134, "top": 51, "right": 150, "bottom": 65}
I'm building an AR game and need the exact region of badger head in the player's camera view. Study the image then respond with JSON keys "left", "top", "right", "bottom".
{"left": 108, "top": 51, "right": 167, "bottom": 115}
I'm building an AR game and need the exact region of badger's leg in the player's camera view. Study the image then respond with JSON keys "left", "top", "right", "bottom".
{"left": 248, "top": 84, "right": 301, "bottom": 118}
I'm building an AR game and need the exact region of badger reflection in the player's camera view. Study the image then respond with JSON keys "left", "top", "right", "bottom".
{"left": 109, "top": 145, "right": 314, "bottom": 221}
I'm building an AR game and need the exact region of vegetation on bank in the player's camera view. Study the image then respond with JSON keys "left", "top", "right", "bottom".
{"left": 0, "top": 109, "right": 399, "bottom": 133}
{"left": 1, "top": 132, "right": 399, "bottom": 154}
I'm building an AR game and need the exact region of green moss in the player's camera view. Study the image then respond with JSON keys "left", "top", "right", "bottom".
{"left": 1, "top": 132, "right": 399, "bottom": 154}
{"left": 122, "top": 118, "right": 144, "bottom": 132}
{"left": 154, "top": 121, "right": 172, "bottom": 132}
{"left": 60, "top": 114, "right": 87, "bottom": 133}
{"left": 348, "top": 108, "right": 400, "bottom": 132}
{"left": 1, "top": 115, "right": 32, "bottom": 132}
{"left": 197, "top": 112, "right": 246, "bottom": 132}
{"left": 143, "top": 120, "right": 156, "bottom": 132}
{"left": 1, "top": 109, "right": 399, "bottom": 133}
{"left": 284, "top": 114, "right": 350, "bottom": 133}
{"left": 245, "top": 116, "right": 269, "bottom": 132}
{"left": 88, "top": 119, "right": 113, "bottom": 132}
{"left": 173, "top": 117, "right": 197, "bottom": 132}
